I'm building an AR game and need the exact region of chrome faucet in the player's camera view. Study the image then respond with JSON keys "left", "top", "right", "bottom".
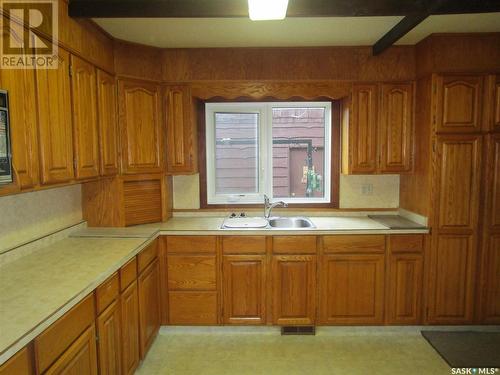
{"left": 264, "top": 195, "right": 288, "bottom": 219}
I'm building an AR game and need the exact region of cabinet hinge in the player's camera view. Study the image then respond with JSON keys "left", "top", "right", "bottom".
{"left": 69, "top": 65, "right": 73, "bottom": 77}
{"left": 73, "top": 158, "right": 77, "bottom": 171}
{"left": 95, "top": 334, "right": 99, "bottom": 342}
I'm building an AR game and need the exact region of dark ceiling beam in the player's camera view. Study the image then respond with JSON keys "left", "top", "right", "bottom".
{"left": 68, "top": 0, "right": 500, "bottom": 18}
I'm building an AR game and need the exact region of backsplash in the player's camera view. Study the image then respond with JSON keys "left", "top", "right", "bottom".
{"left": 0, "top": 185, "right": 83, "bottom": 254}
{"left": 173, "top": 174, "right": 399, "bottom": 210}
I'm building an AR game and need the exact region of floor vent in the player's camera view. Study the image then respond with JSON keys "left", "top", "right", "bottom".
{"left": 281, "top": 326, "right": 316, "bottom": 335}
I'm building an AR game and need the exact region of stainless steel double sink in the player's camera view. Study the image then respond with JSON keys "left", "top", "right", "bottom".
{"left": 221, "top": 216, "right": 315, "bottom": 230}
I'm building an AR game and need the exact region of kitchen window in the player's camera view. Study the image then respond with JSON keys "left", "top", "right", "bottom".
{"left": 204, "top": 101, "right": 335, "bottom": 205}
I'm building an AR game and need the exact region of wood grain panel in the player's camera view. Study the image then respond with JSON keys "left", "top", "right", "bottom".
{"left": 386, "top": 253, "right": 422, "bottom": 324}
{"left": 138, "top": 241, "right": 159, "bottom": 273}
{"left": 272, "top": 255, "right": 316, "bottom": 325}
{"left": 36, "top": 47, "right": 74, "bottom": 184}
{"left": 121, "top": 281, "right": 140, "bottom": 375}
{"left": 222, "top": 255, "right": 266, "bottom": 325}
{"left": 123, "top": 179, "right": 162, "bottom": 225}
{"left": 319, "top": 254, "right": 384, "bottom": 324}
{"left": 482, "top": 234, "right": 500, "bottom": 323}
{"left": 165, "top": 236, "right": 216, "bottom": 254}
{"left": 120, "top": 257, "right": 137, "bottom": 291}
{"left": 436, "top": 135, "right": 482, "bottom": 231}
{"left": 323, "top": 235, "right": 385, "bottom": 254}
{"left": 97, "top": 299, "right": 121, "bottom": 375}
{"left": 379, "top": 82, "right": 414, "bottom": 173}
{"left": 96, "top": 272, "right": 119, "bottom": 314}
{"left": 492, "top": 75, "right": 500, "bottom": 131}
{"left": 168, "top": 291, "right": 218, "bottom": 325}
{"left": 97, "top": 69, "right": 119, "bottom": 176}
{"left": 35, "top": 293, "right": 95, "bottom": 373}
{"left": 272, "top": 236, "right": 317, "bottom": 254}
{"left": 389, "top": 235, "right": 423, "bottom": 254}
{"left": 222, "top": 236, "right": 266, "bottom": 254}
{"left": 167, "top": 255, "right": 216, "bottom": 290}
{"left": 138, "top": 259, "right": 161, "bottom": 359}
{"left": 82, "top": 177, "right": 125, "bottom": 227}
{"left": 489, "top": 135, "right": 500, "bottom": 230}
{"left": 0, "top": 346, "right": 34, "bottom": 375}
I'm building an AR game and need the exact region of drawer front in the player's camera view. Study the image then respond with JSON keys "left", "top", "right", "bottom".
{"left": 222, "top": 236, "right": 266, "bottom": 254}
{"left": 96, "top": 272, "right": 119, "bottom": 314}
{"left": 323, "top": 235, "right": 386, "bottom": 254}
{"left": 165, "top": 236, "right": 216, "bottom": 254}
{"left": 35, "top": 293, "right": 95, "bottom": 373}
{"left": 389, "top": 235, "right": 424, "bottom": 254}
{"left": 138, "top": 241, "right": 158, "bottom": 273}
{"left": 168, "top": 291, "right": 218, "bottom": 325}
{"left": 273, "top": 236, "right": 317, "bottom": 254}
{"left": 167, "top": 255, "right": 216, "bottom": 290}
{"left": 120, "top": 257, "right": 137, "bottom": 291}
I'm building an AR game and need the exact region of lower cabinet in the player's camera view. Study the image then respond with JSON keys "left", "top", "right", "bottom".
{"left": 222, "top": 255, "right": 267, "bottom": 325}
{"left": 138, "top": 258, "right": 161, "bottom": 358}
{"left": 481, "top": 234, "right": 500, "bottom": 323}
{"left": 271, "top": 255, "right": 316, "bottom": 325}
{"left": 318, "top": 254, "right": 385, "bottom": 324}
{"left": 0, "top": 347, "right": 34, "bottom": 375}
{"left": 97, "top": 299, "right": 122, "bottom": 375}
{"left": 44, "top": 325, "right": 98, "bottom": 375}
{"left": 121, "top": 280, "right": 140, "bottom": 375}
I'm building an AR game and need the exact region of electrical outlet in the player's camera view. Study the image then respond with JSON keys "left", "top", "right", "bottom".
{"left": 361, "top": 183, "right": 373, "bottom": 195}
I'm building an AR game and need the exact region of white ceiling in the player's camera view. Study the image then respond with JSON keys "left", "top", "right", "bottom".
{"left": 94, "top": 13, "right": 500, "bottom": 48}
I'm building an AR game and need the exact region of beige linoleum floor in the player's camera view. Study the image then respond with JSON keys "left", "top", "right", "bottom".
{"left": 136, "top": 328, "right": 451, "bottom": 375}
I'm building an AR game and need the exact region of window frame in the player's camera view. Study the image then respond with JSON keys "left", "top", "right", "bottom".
{"left": 198, "top": 98, "right": 341, "bottom": 209}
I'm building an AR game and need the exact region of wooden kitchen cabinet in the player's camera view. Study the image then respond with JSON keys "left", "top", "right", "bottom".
{"left": 0, "top": 346, "right": 34, "bottom": 375}
{"left": 36, "top": 47, "right": 75, "bottom": 184}
{"left": 70, "top": 54, "right": 99, "bottom": 180}
{"left": 487, "top": 75, "right": 500, "bottom": 132}
{"left": 97, "top": 69, "right": 119, "bottom": 176}
{"left": 428, "top": 234, "right": 476, "bottom": 323}
{"left": 378, "top": 82, "right": 414, "bottom": 173}
{"left": 97, "top": 300, "right": 122, "bottom": 375}
{"left": 272, "top": 255, "right": 316, "bottom": 325}
{"left": 319, "top": 254, "right": 384, "bottom": 324}
{"left": 482, "top": 234, "right": 500, "bottom": 323}
{"left": 121, "top": 280, "right": 140, "bottom": 375}
{"left": 435, "top": 75, "right": 484, "bottom": 133}
{"left": 166, "top": 85, "right": 197, "bottom": 174}
{"left": 118, "top": 79, "right": 163, "bottom": 174}
{"left": 138, "top": 258, "right": 161, "bottom": 358}
{"left": 222, "top": 255, "right": 267, "bottom": 325}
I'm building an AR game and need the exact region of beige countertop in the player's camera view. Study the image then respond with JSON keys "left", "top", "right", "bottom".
{"left": 0, "top": 236, "right": 151, "bottom": 365}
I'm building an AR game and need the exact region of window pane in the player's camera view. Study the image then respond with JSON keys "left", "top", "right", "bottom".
{"left": 215, "top": 112, "right": 259, "bottom": 194}
{"left": 272, "top": 107, "right": 326, "bottom": 199}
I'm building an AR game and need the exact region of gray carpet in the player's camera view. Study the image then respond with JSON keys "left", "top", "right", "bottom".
{"left": 421, "top": 331, "right": 500, "bottom": 368}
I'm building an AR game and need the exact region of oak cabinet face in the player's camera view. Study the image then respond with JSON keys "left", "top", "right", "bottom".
{"left": 121, "top": 281, "right": 140, "bottom": 375}
{"left": 138, "top": 259, "right": 161, "bottom": 359}
{"left": 97, "top": 300, "right": 122, "bottom": 375}
{"left": 483, "top": 234, "right": 500, "bottom": 323}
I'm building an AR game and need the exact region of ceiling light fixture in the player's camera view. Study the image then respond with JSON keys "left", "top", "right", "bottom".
{"left": 248, "top": 0, "right": 289, "bottom": 21}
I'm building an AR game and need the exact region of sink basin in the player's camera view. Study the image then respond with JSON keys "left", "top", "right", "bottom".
{"left": 268, "top": 217, "right": 315, "bottom": 229}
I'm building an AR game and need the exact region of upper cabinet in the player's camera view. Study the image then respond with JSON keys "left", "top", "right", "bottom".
{"left": 486, "top": 75, "right": 500, "bottom": 132}
{"left": 165, "top": 85, "right": 197, "bottom": 174}
{"left": 36, "top": 47, "right": 75, "bottom": 185}
{"left": 118, "top": 79, "right": 163, "bottom": 174}
{"left": 70, "top": 55, "right": 100, "bottom": 180}
{"left": 435, "top": 75, "right": 484, "bottom": 133}
{"left": 378, "top": 83, "right": 414, "bottom": 173}
{"left": 97, "top": 70, "right": 119, "bottom": 176}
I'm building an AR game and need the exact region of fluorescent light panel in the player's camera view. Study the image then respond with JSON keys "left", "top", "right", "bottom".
{"left": 248, "top": 0, "right": 289, "bottom": 20}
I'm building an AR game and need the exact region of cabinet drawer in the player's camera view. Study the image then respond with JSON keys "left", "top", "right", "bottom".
{"left": 167, "top": 255, "right": 216, "bottom": 290}
{"left": 138, "top": 241, "right": 158, "bottom": 273}
{"left": 96, "top": 272, "right": 119, "bottom": 315}
{"left": 165, "top": 236, "right": 216, "bottom": 254}
{"left": 35, "top": 293, "right": 95, "bottom": 373}
{"left": 120, "top": 257, "right": 137, "bottom": 291}
{"left": 222, "top": 236, "right": 266, "bottom": 254}
{"left": 168, "top": 291, "right": 218, "bottom": 324}
{"left": 323, "top": 235, "right": 385, "bottom": 254}
{"left": 0, "top": 347, "right": 34, "bottom": 375}
{"left": 389, "top": 235, "right": 424, "bottom": 254}
{"left": 273, "top": 236, "right": 317, "bottom": 254}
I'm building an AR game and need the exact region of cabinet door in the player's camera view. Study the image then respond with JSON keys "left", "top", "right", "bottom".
{"left": 44, "top": 325, "right": 98, "bottom": 375}
{"left": 386, "top": 254, "right": 422, "bottom": 324}
{"left": 0, "top": 347, "right": 34, "bottom": 375}
{"left": 428, "top": 234, "right": 476, "bottom": 323}
{"left": 379, "top": 82, "right": 413, "bottom": 173}
{"left": 138, "top": 258, "right": 160, "bottom": 359}
{"left": 36, "top": 48, "right": 74, "bottom": 184}
{"left": 483, "top": 234, "right": 500, "bottom": 323}
{"left": 489, "top": 75, "right": 500, "bottom": 132}
{"left": 121, "top": 281, "right": 140, "bottom": 375}
{"left": 435, "top": 75, "right": 484, "bottom": 133}
{"left": 349, "top": 84, "right": 378, "bottom": 173}
{"left": 118, "top": 80, "right": 162, "bottom": 174}
{"left": 97, "top": 70, "right": 119, "bottom": 176}
{"left": 272, "top": 255, "right": 316, "bottom": 325}
{"left": 319, "top": 254, "right": 384, "bottom": 324}
{"left": 0, "top": 63, "right": 38, "bottom": 189}
{"left": 222, "top": 255, "right": 267, "bottom": 325}
{"left": 97, "top": 299, "right": 121, "bottom": 375}
{"left": 488, "top": 135, "right": 500, "bottom": 231}
{"left": 70, "top": 55, "right": 99, "bottom": 180}
{"left": 166, "top": 85, "right": 196, "bottom": 174}
{"left": 435, "top": 135, "right": 482, "bottom": 231}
